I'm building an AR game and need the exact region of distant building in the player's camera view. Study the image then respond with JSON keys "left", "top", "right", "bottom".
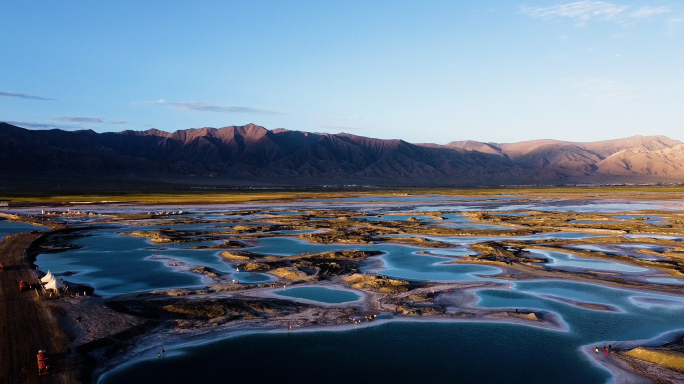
{"left": 0, "top": 200, "right": 9, "bottom": 207}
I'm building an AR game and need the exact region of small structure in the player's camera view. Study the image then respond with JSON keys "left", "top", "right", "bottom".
{"left": 43, "top": 277, "right": 65, "bottom": 293}
{"left": 37, "top": 349, "right": 50, "bottom": 375}
{"left": 40, "top": 271, "right": 54, "bottom": 283}
{"left": 19, "top": 280, "right": 28, "bottom": 292}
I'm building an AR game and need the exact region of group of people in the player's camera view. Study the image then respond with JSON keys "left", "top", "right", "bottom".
{"left": 350, "top": 313, "right": 378, "bottom": 325}
{"left": 595, "top": 344, "right": 612, "bottom": 355}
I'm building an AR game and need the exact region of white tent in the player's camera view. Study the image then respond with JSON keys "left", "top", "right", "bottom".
{"left": 44, "top": 276, "right": 66, "bottom": 292}
{"left": 40, "top": 271, "right": 54, "bottom": 284}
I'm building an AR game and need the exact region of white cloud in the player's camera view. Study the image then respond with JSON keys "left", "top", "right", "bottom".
{"left": 573, "top": 78, "right": 639, "bottom": 103}
{"left": 5, "top": 121, "right": 80, "bottom": 130}
{"left": 111, "top": 120, "right": 127, "bottom": 124}
{"left": 314, "top": 125, "right": 363, "bottom": 131}
{"left": 521, "top": 1, "right": 627, "bottom": 21}
{"left": 629, "top": 6, "right": 670, "bottom": 18}
{"left": 521, "top": 1, "right": 669, "bottom": 24}
{"left": 168, "top": 102, "right": 284, "bottom": 115}
{"left": 54, "top": 117, "right": 104, "bottom": 123}
{"left": 138, "top": 99, "right": 283, "bottom": 115}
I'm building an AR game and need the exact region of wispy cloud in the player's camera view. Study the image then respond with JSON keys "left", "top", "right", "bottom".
{"left": 5, "top": 121, "right": 80, "bottom": 130}
{"left": 521, "top": 1, "right": 669, "bottom": 25}
{"left": 666, "top": 15, "right": 684, "bottom": 35}
{"left": 130, "top": 99, "right": 165, "bottom": 106}
{"left": 574, "top": 78, "right": 638, "bottom": 103}
{"left": 630, "top": 6, "right": 670, "bottom": 18}
{"left": 314, "top": 125, "right": 363, "bottom": 131}
{"left": 331, "top": 116, "right": 369, "bottom": 123}
{"left": 168, "top": 101, "right": 284, "bottom": 115}
{"left": 111, "top": 120, "right": 127, "bottom": 125}
{"left": 0, "top": 91, "right": 55, "bottom": 101}
{"left": 55, "top": 117, "right": 104, "bottom": 123}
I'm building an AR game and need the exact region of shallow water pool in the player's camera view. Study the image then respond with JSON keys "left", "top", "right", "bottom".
{"left": 275, "top": 286, "right": 361, "bottom": 303}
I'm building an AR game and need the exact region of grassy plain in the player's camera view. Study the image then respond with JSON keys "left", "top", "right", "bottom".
{"left": 625, "top": 348, "right": 684, "bottom": 371}
{"left": 3, "top": 185, "right": 684, "bottom": 205}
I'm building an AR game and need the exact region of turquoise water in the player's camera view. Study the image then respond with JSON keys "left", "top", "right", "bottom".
{"left": 375, "top": 245, "right": 501, "bottom": 281}
{"left": 36, "top": 231, "right": 203, "bottom": 295}
{"left": 275, "top": 286, "right": 361, "bottom": 303}
{"left": 0, "top": 219, "right": 47, "bottom": 239}
{"left": 233, "top": 272, "right": 273, "bottom": 283}
{"left": 566, "top": 244, "right": 666, "bottom": 261}
{"left": 612, "top": 215, "right": 669, "bottom": 225}
{"left": 646, "top": 277, "right": 684, "bottom": 285}
{"left": 99, "top": 322, "right": 612, "bottom": 384}
{"left": 527, "top": 249, "right": 649, "bottom": 273}
{"left": 625, "top": 234, "right": 684, "bottom": 241}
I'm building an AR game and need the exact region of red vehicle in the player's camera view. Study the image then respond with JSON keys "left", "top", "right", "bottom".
{"left": 19, "top": 280, "right": 28, "bottom": 292}
{"left": 37, "top": 349, "right": 50, "bottom": 375}
{"left": 0, "top": 262, "right": 4, "bottom": 271}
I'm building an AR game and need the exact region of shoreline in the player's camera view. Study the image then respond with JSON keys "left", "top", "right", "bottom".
{"left": 584, "top": 330, "right": 684, "bottom": 384}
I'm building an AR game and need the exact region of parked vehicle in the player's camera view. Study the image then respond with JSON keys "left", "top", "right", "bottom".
{"left": 19, "top": 280, "right": 28, "bottom": 292}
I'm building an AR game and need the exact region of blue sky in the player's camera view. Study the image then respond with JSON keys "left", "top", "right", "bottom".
{"left": 1, "top": 1, "right": 683, "bottom": 144}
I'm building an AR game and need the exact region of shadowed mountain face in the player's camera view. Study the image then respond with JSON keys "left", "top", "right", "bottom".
{"left": 1, "top": 122, "right": 683, "bottom": 188}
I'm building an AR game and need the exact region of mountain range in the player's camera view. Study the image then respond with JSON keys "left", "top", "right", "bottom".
{"left": 1, "top": 122, "right": 683, "bottom": 190}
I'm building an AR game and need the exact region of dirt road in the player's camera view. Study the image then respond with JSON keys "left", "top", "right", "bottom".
{"left": 0, "top": 232, "right": 74, "bottom": 384}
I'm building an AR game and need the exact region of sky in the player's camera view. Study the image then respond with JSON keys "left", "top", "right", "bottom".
{"left": 1, "top": 1, "right": 683, "bottom": 144}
